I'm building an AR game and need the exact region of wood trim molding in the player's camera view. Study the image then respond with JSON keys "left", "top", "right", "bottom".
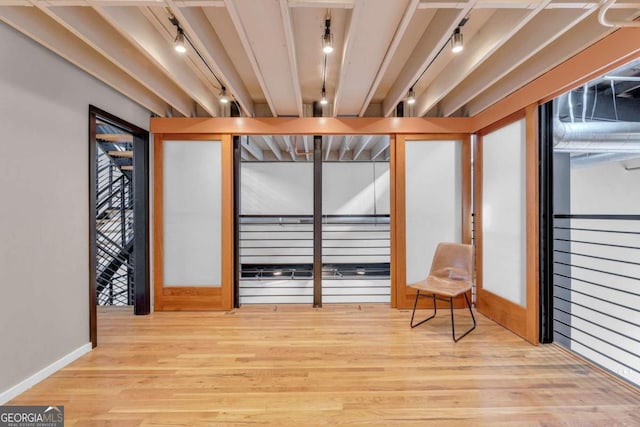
{"left": 390, "top": 134, "right": 398, "bottom": 309}
{"left": 394, "top": 135, "right": 407, "bottom": 308}
{"left": 525, "top": 104, "right": 540, "bottom": 345}
{"left": 152, "top": 134, "right": 164, "bottom": 311}
{"left": 150, "top": 117, "right": 474, "bottom": 135}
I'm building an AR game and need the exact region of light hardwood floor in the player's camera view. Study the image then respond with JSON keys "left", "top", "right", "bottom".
{"left": 10, "top": 305, "right": 640, "bottom": 426}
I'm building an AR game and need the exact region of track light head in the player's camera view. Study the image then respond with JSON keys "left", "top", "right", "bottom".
{"left": 174, "top": 28, "right": 187, "bottom": 53}
{"left": 322, "top": 18, "right": 333, "bottom": 54}
{"left": 219, "top": 87, "right": 230, "bottom": 104}
{"left": 406, "top": 87, "right": 416, "bottom": 105}
{"left": 451, "top": 27, "right": 463, "bottom": 53}
{"left": 320, "top": 87, "right": 328, "bottom": 105}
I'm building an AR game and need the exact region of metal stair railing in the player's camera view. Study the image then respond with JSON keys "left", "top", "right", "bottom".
{"left": 95, "top": 144, "right": 134, "bottom": 306}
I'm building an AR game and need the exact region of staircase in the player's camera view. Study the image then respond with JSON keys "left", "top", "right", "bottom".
{"left": 95, "top": 131, "right": 134, "bottom": 306}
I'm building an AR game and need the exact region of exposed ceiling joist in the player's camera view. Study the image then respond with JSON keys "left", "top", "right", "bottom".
{"left": 357, "top": 0, "right": 419, "bottom": 117}
{"left": 0, "top": 6, "right": 169, "bottom": 116}
{"left": 279, "top": 0, "right": 304, "bottom": 117}
{"left": 95, "top": 5, "right": 220, "bottom": 117}
{"left": 166, "top": 2, "right": 255, "bottom": 116}
{"left": 415, "top": 5, "right": 549, "bottom": 117}
{"left": 324, "top": 135, "right": 334, "bottom": 161}
{"left": 333, "top": 0, "right": 413, "bottom": 117}
{"left": 440, "top": 8, "right": 594, "bottom": 116}
{"left": 352, "top": 135, "right": 373, "bottom": 160}
{"left": 276, "top": 135, "right": 297, "bottom": 161}
{"left": 466, "top": 10, "right": 633, "bottom": 116}
{"left": 240, "top": 135, "right": 264, "bottom": 160}
{"left": 338, "top": 135, "right": 353, "bottom": 160}
{"left": 259, "top": 135, "right": 283, "bottom": 160}
{"left": 35, "top": 5, "right": 194, "bottom": 117}
{"left": 370, "top": 136, "right": 389, "bottom": 160}
{"left": 224, "top": 0, "right": 299, "bottom": 116}
{"left": 382, "top": 3, "right": 474, "bottom": 117}
{"left": 302, "top": 135, "right": 310, "bottom": 160}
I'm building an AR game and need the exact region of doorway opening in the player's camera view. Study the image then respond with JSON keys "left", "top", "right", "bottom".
{"left": 236, "top": 134, "right": 390, "bottom": 305}
{"left": 89, "top": 106, "right": 150, "bottom": 348}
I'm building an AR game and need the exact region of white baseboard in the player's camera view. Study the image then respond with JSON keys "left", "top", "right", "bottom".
{"left": 0, "top": 342, "right": 92, "bottom": 405}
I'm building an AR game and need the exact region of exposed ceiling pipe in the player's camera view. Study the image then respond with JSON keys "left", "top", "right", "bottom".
{"left": 598, "top": 0, "right": 640, "bottom": 28}
{"left": 570, "top": 152, "right": 640, "bottom": 168}
{"left": 554, "top": 120, "right": 640, "bottom": 152}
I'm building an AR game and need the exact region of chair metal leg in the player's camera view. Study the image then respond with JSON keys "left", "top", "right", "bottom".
{"left": 410, "top": 291, "right": 437, "bottom": 328}
{"left": 451, "top": 292, "right": 477, "bottom": 342}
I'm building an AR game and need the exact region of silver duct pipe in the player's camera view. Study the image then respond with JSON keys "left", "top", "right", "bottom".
{"left": 554, "top": 120, "right": 640, "bottom": 153}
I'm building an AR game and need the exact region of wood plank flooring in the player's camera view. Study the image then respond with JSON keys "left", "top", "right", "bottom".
{"left": 9, "top": 305, "right": 640, "bottom": 426}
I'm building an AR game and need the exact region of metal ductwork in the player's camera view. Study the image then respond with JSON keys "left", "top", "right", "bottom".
{"left": 569, "top": 152, "right": 640, "bottom": 168}
{"left": 554, "top": 120, "right": 640, "bottom": 153}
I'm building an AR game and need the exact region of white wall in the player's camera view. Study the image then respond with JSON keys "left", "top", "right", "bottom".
{"left": 241, "top": 163, "right": 313, "bottom": 215}
{"left": 566, "top": 160, "right": 640, "bottom": 386}
{"left": 571, "top": 160, "right": 640, "bottom": 213}
{"left": 240, "top": 162, "right": 390, "bottom": 215}
{"left": 323, "top": 163, "right": 390, "bottom": 215}
{"left": 0, "top": 22, "right": 151, "bottom": 399}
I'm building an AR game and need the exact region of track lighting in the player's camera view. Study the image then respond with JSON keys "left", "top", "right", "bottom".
{"left": 174, "top": 28, "right": 187, "bottom": 54}
{"left": 219, "top": 87, "right": 230, "bottom": 104}
{"left": 322, "top": 18, "right": 333, "bottom": 54}
{"left": 451, "top": 27, "right": 463, "bottom": 53}
{"left": 406, "top": 87, "right": 416, "bottom": 105}
{"left": 320, "top": 87, "right": 328, "bottom": 105}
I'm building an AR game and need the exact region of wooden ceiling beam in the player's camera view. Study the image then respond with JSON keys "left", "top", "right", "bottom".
{"left": 165, "top": 2, "right": 255, "bottom": 117}
{"left": 0, "top": 6, "right": 169, "bottom": 116}
{"left": 94, "top": 5, "right": 220, "bottom": 117}
{"left": 415, "top": 4, "right": 550, "bottom": 117}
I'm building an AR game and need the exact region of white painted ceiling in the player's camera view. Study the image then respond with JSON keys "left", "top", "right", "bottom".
{"left": 2, "top": 0, "right": 639, "bottom": 160}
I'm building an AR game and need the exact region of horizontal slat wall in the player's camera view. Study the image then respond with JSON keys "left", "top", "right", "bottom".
{"left": 239, "top": 216, "right": 390, "bottom": 304}
{"left": 552, "top": 216, "right": 640, "bottom": 387}
{"left": 322, "top": 219, "right": 390, "bottom": 303}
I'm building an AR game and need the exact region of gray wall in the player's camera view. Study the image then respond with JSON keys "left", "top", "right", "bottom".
{"left": 0, "top": 21, "right": 150, "bottom": 395}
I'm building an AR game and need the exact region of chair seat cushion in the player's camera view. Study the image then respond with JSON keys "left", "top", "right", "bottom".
{"left": 408, "top": 276, "right": 472, "bottom": 298}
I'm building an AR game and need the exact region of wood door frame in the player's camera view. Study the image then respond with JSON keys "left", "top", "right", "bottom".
{"left": 474, "top": 107, "right": 539, "bottom": 344}
{"left": 153, "top": 133, "right": 234, "bottom": 311}
{"left": 392, "top": 134, "right": 473, "bottom": 309}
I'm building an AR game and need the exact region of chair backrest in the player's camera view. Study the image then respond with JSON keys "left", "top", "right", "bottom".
{"left": 429, "top": 243, "right": 473, "bottom": 281}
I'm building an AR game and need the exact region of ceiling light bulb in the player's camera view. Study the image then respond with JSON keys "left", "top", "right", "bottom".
{"left": 407, "top": 88, "right": 416, "bottom": 105}
{"left": 451, "top": 28, "right": 463, "bottom": 53}
{"left": 322, "top": 33, "right": 333, "bottom": 54}
{"left": 174, "top": 29, "right": 187, "bottom": 54}
{"left": 219, "top": 87, "right": 230, "bottom": 104}
{"left": 322, "top": 18, "right": 333, "bottom": 54}
{"left": 320, "top": 88, "right": 328, "bottom": 105}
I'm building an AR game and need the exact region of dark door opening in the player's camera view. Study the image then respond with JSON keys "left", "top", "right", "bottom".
{"left": 89, "top": 106, "right": 150, "bottom": 348}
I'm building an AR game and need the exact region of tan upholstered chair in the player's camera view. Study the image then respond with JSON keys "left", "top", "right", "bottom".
{"left": 408, "top": 242, "right": 476, "bottom": 342}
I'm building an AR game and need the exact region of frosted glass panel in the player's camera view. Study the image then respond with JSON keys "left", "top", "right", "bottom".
{"left": 405, "top": 140, "right": 462, "bottom": 284}
{"left": 482, "top": 119, "right": 526, "bottom": 306}
{"left": 163, "top": 140, "right": 221, "bottom": 286}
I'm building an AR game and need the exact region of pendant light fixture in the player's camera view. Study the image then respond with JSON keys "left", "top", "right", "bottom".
{"left": 451, "top": 27, "right": 464, "bottom": 53}
{"left": 322, "top": 17, "right": 333, "bottom": 54}
{"left": 406, "top": 87, "right": 416, "bottom": 105}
